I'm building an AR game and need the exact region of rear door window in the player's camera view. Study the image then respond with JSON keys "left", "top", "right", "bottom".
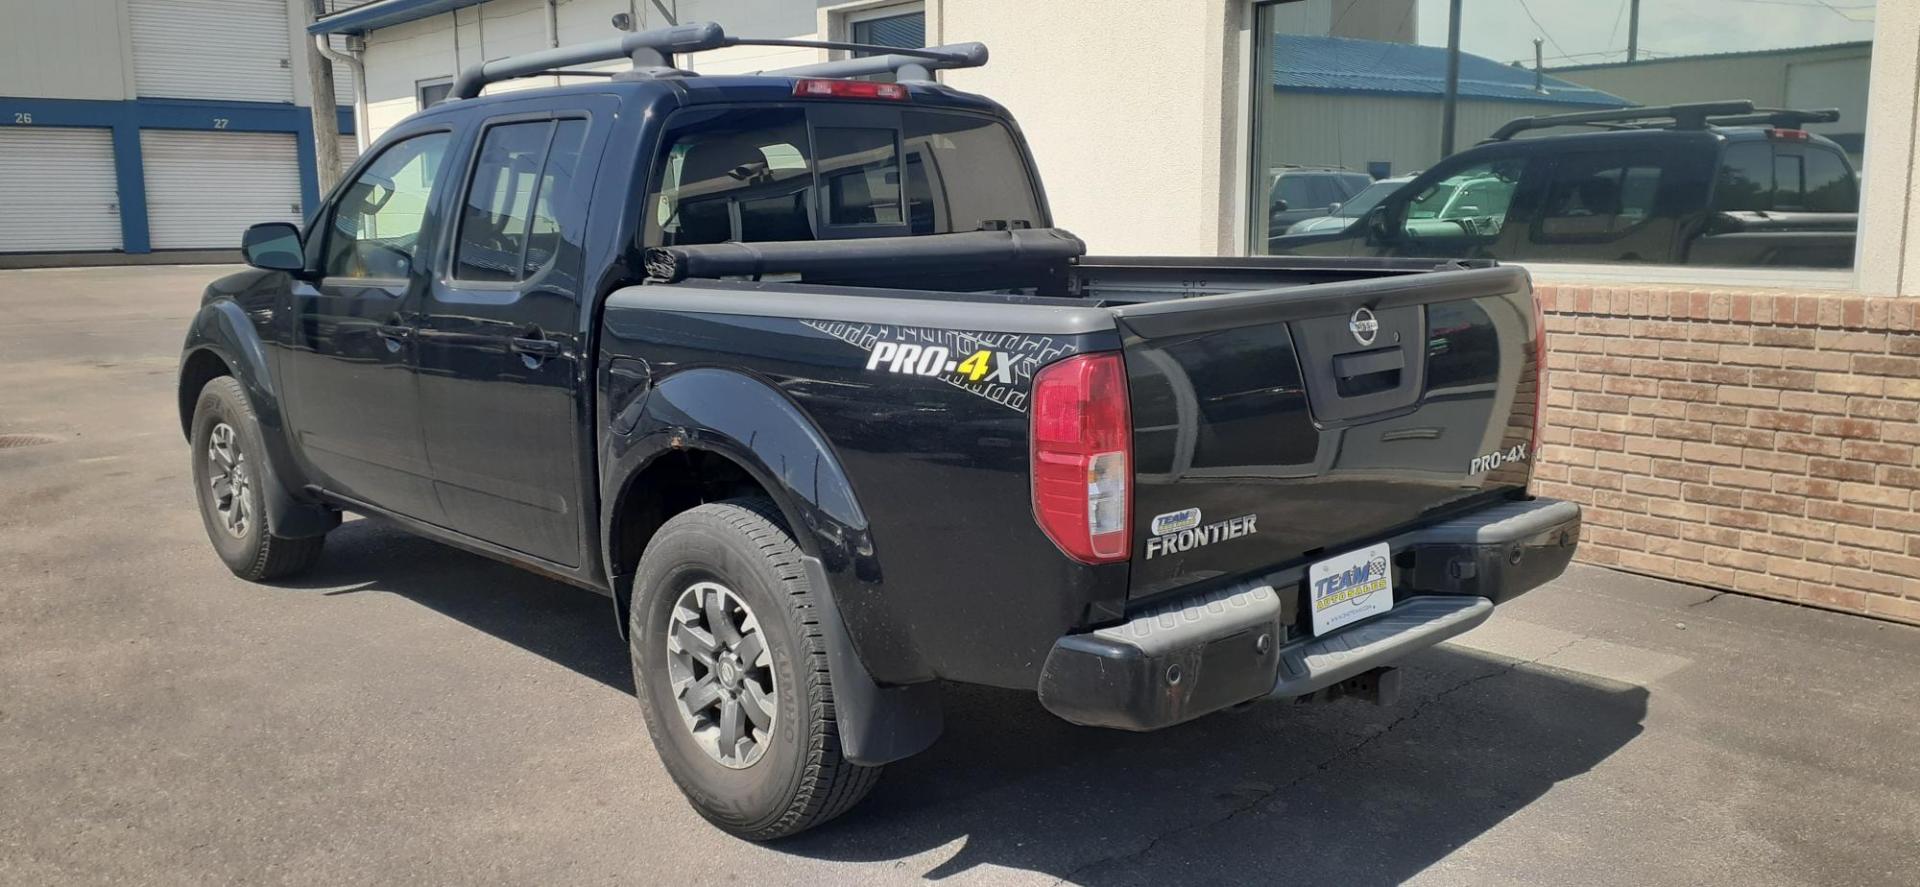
{"left": 451, "top": 118, "right": 589, "bottom": 282}
{"left": 1713, "top": 142, "right": 1773, "bottom": 211}
{"left": 647, "top": 106, "right": 1040, "bottom": 246}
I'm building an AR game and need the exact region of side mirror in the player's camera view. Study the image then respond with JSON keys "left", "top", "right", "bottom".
{"left": 1365, "top": 205, "right": 1397, "bottom": 243}
{"left": 241, "top": 223, "right": 306, "bottom": 273}
{"left": 1272, "top": 198, "right": 1289, "bottom": 213}
{"left": 1327, "top": 202, "right": 1343, "bottom": 216}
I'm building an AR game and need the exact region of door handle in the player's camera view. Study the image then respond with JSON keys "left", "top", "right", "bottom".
{"left": 510, "top": 336, "right": 561, "bottom": 357}
{"left": 377, "top": 324, "right": 413, "bottom": 340}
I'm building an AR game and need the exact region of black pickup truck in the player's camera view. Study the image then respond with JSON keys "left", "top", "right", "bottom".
{"left": 177, "top": 25, "right": 1578, "bottom": 839}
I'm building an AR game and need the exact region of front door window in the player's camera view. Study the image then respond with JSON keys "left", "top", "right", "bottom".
{"left": 324, "top": 132, "right": 451, "bottom": 280}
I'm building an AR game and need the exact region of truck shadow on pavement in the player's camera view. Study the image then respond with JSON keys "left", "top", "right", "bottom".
{"left": 291, "top": 518, "right": 1648, "bottom": 886}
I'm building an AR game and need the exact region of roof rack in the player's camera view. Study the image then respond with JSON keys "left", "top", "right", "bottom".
{"left": 449, "top": 21, "right": 987, "bottom": 101}
{"left": 1486, "top": 100, "right": 1756, "bottom": 141}
{"left": 1687, "top": 108, "right": 1841, "bottom": 129}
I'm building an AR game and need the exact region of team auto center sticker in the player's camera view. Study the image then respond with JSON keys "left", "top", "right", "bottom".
{"left": 802, "top": 319, "right": 1079, "bottom": 413}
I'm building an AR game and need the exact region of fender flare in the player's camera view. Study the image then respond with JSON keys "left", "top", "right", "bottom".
{"left": 603, "top": 367, "right": 941, "bottom": 766}
{"left": 180, "top": 300, "right": 337, "bottom": 539}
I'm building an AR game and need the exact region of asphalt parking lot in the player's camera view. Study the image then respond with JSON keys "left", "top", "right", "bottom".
{"left": 4, "top": 265, "right": 1920, "bottom": 886}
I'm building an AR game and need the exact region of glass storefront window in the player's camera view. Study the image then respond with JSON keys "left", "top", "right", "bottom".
{"left": 1250, "top": 0, "right": 1876, "bottom": 270}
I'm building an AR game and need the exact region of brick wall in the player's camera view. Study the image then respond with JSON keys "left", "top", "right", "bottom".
{"left": 1533, "top": 283, "right": 1920, "bottom": 626}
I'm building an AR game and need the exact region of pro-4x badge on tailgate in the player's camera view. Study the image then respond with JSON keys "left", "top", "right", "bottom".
{"left": 1469, "top": 443, "right": 1531, "bottom": 475}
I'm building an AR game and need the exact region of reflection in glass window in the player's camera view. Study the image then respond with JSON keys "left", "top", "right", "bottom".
{"left": 647, "top": 108, "right": 815, "bottom": 247}
{"left": 1714, "top": 142, "right": 1773, "bottom": 212}
{"left": 325, "top": 131, "right": 449, "bottom": 279}
{"left": 818, "top": 127, "right": 903, "bottom": 226}
{"left": 453, "top": 119, "right": 589, "bottom": 283}
{"left": 1803, "top": 149, "right": 1858, "bottom": 213}
{"left": 1251, "top": 0, "right": 1875, "bottom": 269}
{"left": 645, "top": 107, "right": 1040, "bottom": 245}
{"left": 1538, "top": 155, "right": 1661, "bottom": 238}
{"left": 1403, "top": 159, "right": 1521, "bottom": 239}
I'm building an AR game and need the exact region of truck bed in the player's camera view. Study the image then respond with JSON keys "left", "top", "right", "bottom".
{"left": 624, "top": 228, "right": 1542, "bottom": 633}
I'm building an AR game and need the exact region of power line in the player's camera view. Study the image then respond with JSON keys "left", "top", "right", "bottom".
{"left": 1606, "top": 0, "right": 1628, "bottom": 49}
{"left": 1513, "top": 0, "right": 1570, "bottom": 61}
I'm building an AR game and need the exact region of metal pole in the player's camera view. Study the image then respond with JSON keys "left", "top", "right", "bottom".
{"left": 304, "top": 0, "right": 341, "bottom": 192}
{"left": 1534, "top": 38, "right": 1544, "bottom": 93}
{"left": 1627, "top": 0, "right": 1641, "bottom": 62}
{"left": 1441, "top": 0, "right": 1463, "bottom": 157}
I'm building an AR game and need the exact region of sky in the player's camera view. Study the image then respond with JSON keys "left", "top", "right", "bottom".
{"left": 1412, "top": 0, "right": 1877, "bottom": 67}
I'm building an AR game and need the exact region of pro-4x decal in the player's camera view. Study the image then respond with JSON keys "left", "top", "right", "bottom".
{"left": 802, "top": 319, "right": 1079, "bottom": 413}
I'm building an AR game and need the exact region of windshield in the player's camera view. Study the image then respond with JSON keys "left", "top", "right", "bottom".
{"left": 646, "top": 106, "right": 1044, "bottom": 246}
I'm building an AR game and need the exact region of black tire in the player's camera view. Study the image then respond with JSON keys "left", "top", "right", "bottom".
{"left": 630, "top": 498, "right": 882, "bottom": 840}
{"left": 189, "top": 376, "right": 326, "bottom": 581}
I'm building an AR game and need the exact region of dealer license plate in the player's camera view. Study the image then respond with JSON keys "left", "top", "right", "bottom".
{"left": 1307, "top": 542, "right": 1394, "bottom": 636}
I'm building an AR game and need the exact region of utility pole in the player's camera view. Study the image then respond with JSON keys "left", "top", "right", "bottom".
{"left": 1440, "top": 0, "right": 1463, "bottom": 157}
{"left": 1533, "top": 38, "right": 1544, "bottom": 94}
{"left": 1627, "top": 0, "right": 1641, "bottom": 62}
{"left": 304, "top": 0, "right": 342, "bottom": 193}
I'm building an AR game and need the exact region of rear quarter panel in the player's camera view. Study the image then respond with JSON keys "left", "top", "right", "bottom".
{"left": 599, "top": 282, "right": 1126, "bottom": 689}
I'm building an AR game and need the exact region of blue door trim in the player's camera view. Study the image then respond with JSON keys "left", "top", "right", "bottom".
{"left": 0, "top": 96, "right": 354, "bottom": 254}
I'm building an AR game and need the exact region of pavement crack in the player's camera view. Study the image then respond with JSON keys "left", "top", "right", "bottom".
{"left": 1051, "top": 637, "right": 1582, "bottom": 885}
{"left": 1686, "top": 591, "right": 1725, "bottom": 609}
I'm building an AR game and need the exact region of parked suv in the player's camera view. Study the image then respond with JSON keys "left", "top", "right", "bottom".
{"left": 1267, "top": 166, "right": 1374, "bottom": 231}
{"left": 1268, "top": 102, "right": 1859, "bottom": 268}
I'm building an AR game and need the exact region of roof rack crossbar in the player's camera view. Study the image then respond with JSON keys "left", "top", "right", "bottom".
{"left": 1486, "top": 100, "right": 1755, "bottom": 141}
{"left": 1700, "top": 108, "right": 1842, "bottom": 129}
{"left": 449, "top": 22, "right": 987, "bottom": 101}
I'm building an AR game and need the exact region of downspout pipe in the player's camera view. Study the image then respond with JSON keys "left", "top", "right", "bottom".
{"left": 314, "top": 34, "right": 370, "bottom": 153}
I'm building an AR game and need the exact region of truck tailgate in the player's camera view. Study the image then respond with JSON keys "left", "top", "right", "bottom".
{"left": 1115, "top": 265, "right": 1540, "bottom": 599}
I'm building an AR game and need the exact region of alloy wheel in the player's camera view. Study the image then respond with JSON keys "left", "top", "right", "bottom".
{"left": 665, "top": 581, "right": 777, "bottom": 768}
{"left": 206, "top": 422, "right": 252, "bottom": 539}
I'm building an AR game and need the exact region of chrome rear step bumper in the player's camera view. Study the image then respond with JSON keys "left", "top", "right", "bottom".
{"left": 1036, "top": 497, "right": 1578, "bottom": 731}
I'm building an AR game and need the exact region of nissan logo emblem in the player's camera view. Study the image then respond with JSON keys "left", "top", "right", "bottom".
{"left": 1349, "top": 307, "right": 1379, "bottom": 346}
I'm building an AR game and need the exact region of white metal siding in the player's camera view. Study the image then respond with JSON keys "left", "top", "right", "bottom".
{"left": 129, "top": 0, "right": 293, "bottom": 102}
{"left": 141, "top": 130, "right": 303, "bottom": 250}
{"left": 0, "top": 127, "right": 122, "bottom": 253}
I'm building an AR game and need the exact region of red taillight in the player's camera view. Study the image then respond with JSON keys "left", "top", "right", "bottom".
{"left": 1767, "top": 128, "right": 1812, "bottom": 141}
{"left": 1031, "top": 353, "right": 1131, "bottom": 564}
{"left": 792, "top": 79, "right": 909, "bottom": 101}
{"left": 1532, "top": 294, "right": 1549, "bottom": 456}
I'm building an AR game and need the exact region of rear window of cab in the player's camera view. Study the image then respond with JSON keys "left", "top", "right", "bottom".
{"left": 644, "top": 106, "right": 1043, "bottom": 246}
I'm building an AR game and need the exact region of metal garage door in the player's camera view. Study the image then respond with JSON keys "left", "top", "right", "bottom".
{"left": 129, "top": 0, "right": 293, "bottom": 102}
{"left": 0, "top": 127, "right": 122, "bottom": 253}
{"left": 141, "top": 131, "right": 303, "bottom": 250}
